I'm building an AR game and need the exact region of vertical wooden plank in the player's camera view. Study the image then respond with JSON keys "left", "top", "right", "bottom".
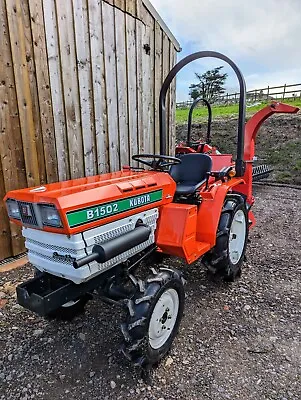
{"left": 162, "top": 33, "right": 170, "bottom": 154}
{"left": 136, "top": 20, "right": 144, "bottom": 153}
{"left": 6, "top": 0, "right": 45, "bottom": 187}
{"left": 115, "top": 7, "right": 129, "bottom": 167}
{"left": 154, "top": 22, "right": 162, "bottom": 154}
{"left": 43, "top": 0, "right": 70, "bottom": 181}
{"left": 88, "top": 0, "right": 109, "bottom": 173}
{"left": 29, "top": 0, "right": 58, "bottom": 183}
{"left": 0, "top": 0, "right": 27, "bottom": 256}
{"left": 20, "top": 0, "right": 47, "bottom": 185}
{"left": 73, "top": 0, "right": 97, "bottom": 176}
{"left": 136, "top": 0, "right": 142, "bottom": 19}
{"left": 125, "top": 14, "right": 138, "bottom": 161}
{"left": 102, "top": 1, "right": 120, "bottom": 171}
{"left": 56, "top": 0, "right": 84, "bottom": 179}
{"left": 141, "top": 8, "right": 154, "bottom": 154}
{"left": 126, "top": 0, "right": 136, "bottom": 16}
{"left": 169, "top": 43, "right": 177, "bottom": 155}
{"left": 114, "top": 0, "right": 125, "bottom": 11}
{"left": 0, "top": 160, "right": 13, "bottom": 260}
{"left": 148, "top": 11, "right": 155, "bottom": 155}
{"left": 0, "top": 1, "right": 26, "bottom": 192}
{"left": 135, "top": 0, "right": 144, "bottom": 153}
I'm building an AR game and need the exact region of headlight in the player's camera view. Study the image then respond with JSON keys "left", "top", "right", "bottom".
{"left": 40, "top": 205, "right": 62, "bottom": 227}
{"left": 6, "top": 199, "right": 21, "bottom": 220}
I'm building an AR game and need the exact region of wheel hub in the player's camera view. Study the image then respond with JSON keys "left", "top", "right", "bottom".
{"left": 160, "top": 308, "right": 170, "bottom": 325}
{"left": 229, "top": 209, "right": 246, "bottom": 265}
{"left": 148, "top": 289, "right": 179, "bottom": 350}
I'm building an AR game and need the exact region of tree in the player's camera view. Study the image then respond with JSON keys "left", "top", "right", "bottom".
{"left": 189, "top": 66, "right": 228, "bottom": 103}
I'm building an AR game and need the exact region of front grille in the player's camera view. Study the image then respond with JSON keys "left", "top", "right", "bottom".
{"left": 93, "top": 223, "right": 132, "bottom": 245}
{"left": 26, "top": 238, "right": 77, "bottom": 255}
{"left": 18, "top": 201, "right": 38, "bottom": 226}
{"left": 30, "top": 250, "right": 74, "bottom": 265}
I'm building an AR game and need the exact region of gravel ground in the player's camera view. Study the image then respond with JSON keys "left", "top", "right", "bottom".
{"left": 0, "top": 185, "right": 301, "bottom": 400}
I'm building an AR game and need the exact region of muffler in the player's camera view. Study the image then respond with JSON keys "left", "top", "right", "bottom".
{"left": 73, "top": 224, "right": 151, "bottom": 269}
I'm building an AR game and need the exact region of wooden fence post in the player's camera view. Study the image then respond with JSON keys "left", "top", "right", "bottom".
{"left": 283, "top": 84, "right": 286, "bottom": 100}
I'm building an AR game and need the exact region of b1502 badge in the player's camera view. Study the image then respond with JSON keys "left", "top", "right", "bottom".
{"left": 66, "top": 189, "right": 163, "bottom": 228}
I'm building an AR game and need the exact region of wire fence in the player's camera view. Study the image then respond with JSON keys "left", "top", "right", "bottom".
{"left": 176, "top": 83, "right": 301, "bottom": 109}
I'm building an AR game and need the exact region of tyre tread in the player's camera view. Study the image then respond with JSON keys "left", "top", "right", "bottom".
{"left": 203, "top": 194, "right": 248, "bottom": 280}
{"left": 121, "top": 267, "right": 184, "bottom": 367}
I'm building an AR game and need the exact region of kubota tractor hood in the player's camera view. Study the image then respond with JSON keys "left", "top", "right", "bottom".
{"left": 4, "top": 170, "right": 176, "bottom": 235}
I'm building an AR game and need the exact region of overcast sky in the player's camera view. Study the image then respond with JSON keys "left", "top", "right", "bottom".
{"left": 151, "top": 0, "right": 301, "bottom": 101}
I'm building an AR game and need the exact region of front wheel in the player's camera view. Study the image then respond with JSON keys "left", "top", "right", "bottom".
{"left": 121, "top": 267, "right": 185, "bottom": 367}
{"left": 203, "top": 195, "right": 249, "bottom": 281}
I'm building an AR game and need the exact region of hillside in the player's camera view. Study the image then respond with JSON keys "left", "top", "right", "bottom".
{"left": 176, "top": 113, "right": 301, "bottom": 185}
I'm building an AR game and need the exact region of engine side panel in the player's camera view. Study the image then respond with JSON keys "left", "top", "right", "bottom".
{"left": 24, "top": 208, "right": 158, "bottom": 284}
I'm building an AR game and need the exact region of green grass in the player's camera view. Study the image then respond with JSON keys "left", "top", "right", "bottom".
{"left": 176, "top": 99, "right": 301, "bottom": 124}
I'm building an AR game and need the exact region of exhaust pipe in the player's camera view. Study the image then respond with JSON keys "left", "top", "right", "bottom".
{"left": 73, "top": 224, "right": 151, "bottom": 269}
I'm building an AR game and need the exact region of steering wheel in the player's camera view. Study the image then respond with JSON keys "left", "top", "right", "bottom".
{"left": 132, "top": 154, "right": 181, "bottom": 170}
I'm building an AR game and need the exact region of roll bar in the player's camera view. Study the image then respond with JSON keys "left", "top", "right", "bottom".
{"left": 187, "top": 97, "right": 212, "bottom": 146}
{"left": 159, "top": 51, "right": 246, "bottom": 176}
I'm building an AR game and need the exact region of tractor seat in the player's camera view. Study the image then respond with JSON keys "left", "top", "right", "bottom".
{"left": 170, "top": 153, "right": 212, "bottom": 195}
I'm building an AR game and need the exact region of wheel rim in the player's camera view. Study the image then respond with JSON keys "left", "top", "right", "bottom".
{"left": 229, "top": 209, "right": 246, "bottom": 265}
{"left": 148, "top": 288, "right": 179, "bottom": 350}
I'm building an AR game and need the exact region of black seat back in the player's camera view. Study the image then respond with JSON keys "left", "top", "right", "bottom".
{"left": 170, "top": 153, "right": 212, "bottom": 184}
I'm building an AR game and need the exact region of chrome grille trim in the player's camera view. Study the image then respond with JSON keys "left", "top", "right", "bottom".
{"left": 29, "top": 250, "right": 74, "bottom": 265}
{"left": 25, "top": 238, "right": 78, "bottom": 255}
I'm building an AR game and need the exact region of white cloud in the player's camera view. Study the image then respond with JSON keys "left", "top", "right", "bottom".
{"left": 152, "top": 0, "right": 301, "bottom": 66}
{"left": 151, "top": 0, "right": 301, "bottom": 100}
{"left": 246, "top": 68, "right": 301, "bottom": 90}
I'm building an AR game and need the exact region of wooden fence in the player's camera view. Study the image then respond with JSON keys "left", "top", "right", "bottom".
{"left": 0, "top": 0, "right": 179, "bottom": 261}
{"left": 177, "top": 83, "right": 301, "bottom": 108}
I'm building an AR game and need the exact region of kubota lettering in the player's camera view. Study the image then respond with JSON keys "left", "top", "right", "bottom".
{"left": 66, "top": 189, "right": 162, "bottom": 228}
{"left": 129, "top": 194, "right": 151, "bottom": 207}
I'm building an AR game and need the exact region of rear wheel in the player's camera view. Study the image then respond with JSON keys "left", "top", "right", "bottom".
{"left": 121, "top": 267, "right": 185, "bottom": 367}
{"left": 203, "top": 195, "right": 248, "bottom": 281}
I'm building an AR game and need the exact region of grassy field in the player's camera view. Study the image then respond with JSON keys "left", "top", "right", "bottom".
{"left": 176, "top": 99, "right": 301, "bottom": 124}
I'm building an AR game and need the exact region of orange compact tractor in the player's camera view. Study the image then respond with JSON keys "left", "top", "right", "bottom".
{"left": 4, "top": 51, "right": 299, "bottom": 369}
